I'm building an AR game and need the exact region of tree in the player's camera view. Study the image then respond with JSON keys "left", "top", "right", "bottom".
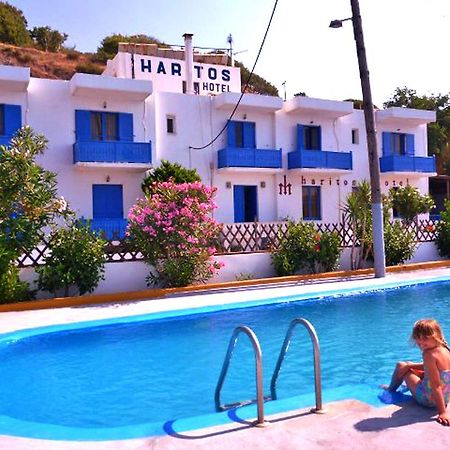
{"left": 96, "top": 33, "right": 169, "bottom": 63}
{"left": 141, "top": 160, "right": 201, "bottom": 196}
{"left": 36, "top": 221, "right": 106, "bottom": 297}
{"left": 384, "top": 87, "right": 450, "bottom": 173}
{"left": 0, "top": 126, "right": 70, "bottom": 301}
{"left": 30, "top": 26, "right": 68, "bottom": 52}
{"left": 0, "top": 1, "right": 32, "bottom": 46}
{"left": 235, "top": 61, "right": 279, "bottom": 97}
{"left": 389, "top": 185, "right": 435, "bottom": 225}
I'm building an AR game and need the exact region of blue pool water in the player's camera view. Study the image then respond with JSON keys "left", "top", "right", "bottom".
{"left": 0, "top": 278, "right": 449, "bottom": 440}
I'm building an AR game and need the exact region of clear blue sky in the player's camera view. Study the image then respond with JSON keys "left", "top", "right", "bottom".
{"left": 8, "top": 0, "right": 450, "bottom": 107}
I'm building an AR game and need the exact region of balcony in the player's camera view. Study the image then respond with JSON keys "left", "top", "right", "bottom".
{"left": 73, "top": 141, "right": 152, "bottom": 168}
{"left": 288, "top": 149, "right": 352, "bottom": 171}
{"left": 218, "top": 147, "right": 282, "bottom": 170}
{"left": 379, "top": 155, "right": 436, "bottom": 174}
{"left": 87, "top": 218, "right": 128, "bottom": 240}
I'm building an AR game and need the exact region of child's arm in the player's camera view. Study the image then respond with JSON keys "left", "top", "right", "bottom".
{"left": 423, "top": 351, "right": 450, "bottom": 426}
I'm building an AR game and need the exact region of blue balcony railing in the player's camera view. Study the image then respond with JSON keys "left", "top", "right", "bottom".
{"left": 379, "top": 155, "right": 436, "bottom": 173}
{"left": 73, "top": 141, "right": 152, "bottom": 164}
{"left": 85, "top": 218, "right": 128, "bottom": 240}
{"left": 288, "top": 149, "right": 352, "bottom": 170}
{"left": 218, "top": 147, "right": 282, "bottom": 169}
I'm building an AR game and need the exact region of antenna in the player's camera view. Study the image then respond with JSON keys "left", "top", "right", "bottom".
{"left": 282, "top": 81, "right": 286, "bottom": 101}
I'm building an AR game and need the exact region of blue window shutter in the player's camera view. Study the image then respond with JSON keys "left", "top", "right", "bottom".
{"left": 118, "top": 113, "right": 133, "bottom": 141}
{"left": 227, "top": 121, "right": 237, "bottom": 147}
{"left": 297, "top": 124, "right": 305, "bottom": 150}
{"left": 93, "top": 185, "right": 123, "bottom": 218}
{"left": 3, "top": 104, "right": 21, "bottom": 136}
{"left": 244, "top": 122, "right": 256, "bottom": 148}
{"left": 405, "top": 134, "right": 415, "bottom": 155}
{"left": 233, "top": 185, "right": 245, "bottom": 222}
{"left": 75, "top": 110, "right": 91, "bottom": 141}
{"left": 382, "top": 132, "right": 392, "bottom": 156}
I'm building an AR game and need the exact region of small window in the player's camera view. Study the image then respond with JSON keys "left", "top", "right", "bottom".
{"left": 302, "top": 186, "right": 321, "bottom": 220}
{"left": 90, "top": 111, "right": 118, "bottom": 141}
{"left": 182, "top": 81, "right": 200, "bottom": 95}
{"left": 351, "top": 129, "right": 359, "bottom": 145}
{"left": 166, "top": 116, "right": 175, "bottom": 134}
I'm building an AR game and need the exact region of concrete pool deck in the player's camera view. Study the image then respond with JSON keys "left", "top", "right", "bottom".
{"left": 0, "top": 267, "right": 449, "bottom": 449}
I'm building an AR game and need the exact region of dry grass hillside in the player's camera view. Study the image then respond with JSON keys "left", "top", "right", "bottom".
{"left": 0, "top": 43, "right": 105, "bottom": 80}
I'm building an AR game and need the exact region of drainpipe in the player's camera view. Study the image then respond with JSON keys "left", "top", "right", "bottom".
{"left": 183, "top": 33, "right": 194, "bottom": 95}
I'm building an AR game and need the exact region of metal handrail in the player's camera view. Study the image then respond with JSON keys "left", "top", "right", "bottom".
{"left": 214, "top": 325, "right": 265, "bottom": 425}
{"left": 270, "top": 318, "right": 324, "bottom": 413}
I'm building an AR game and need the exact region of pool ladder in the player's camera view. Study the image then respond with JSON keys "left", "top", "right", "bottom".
{"left": 214, "top": 318, "right": 324, "bottom": 426}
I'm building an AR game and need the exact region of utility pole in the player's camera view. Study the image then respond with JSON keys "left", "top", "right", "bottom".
{"left": 349, "top": 0, "right": 386, "bottom": 277}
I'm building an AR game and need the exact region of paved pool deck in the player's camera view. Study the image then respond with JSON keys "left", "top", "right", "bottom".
{"left": 0, "top": 267, "right": 449, "bottom": 449}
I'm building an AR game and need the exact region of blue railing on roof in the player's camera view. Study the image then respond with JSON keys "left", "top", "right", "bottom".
{"left": 218, "top": 147, "right": 282, "bottom": 169}
{"left": 73, "top": 141, "right": 152, "bottom": 164}
{"left": 86, "top": 218, "right": 128, "bottom": 240}
{"left": 288, "top": 149, "right": 352, "bottom": 170}
{"left": 379, "top": 155, "right": 436, "bottom": 173}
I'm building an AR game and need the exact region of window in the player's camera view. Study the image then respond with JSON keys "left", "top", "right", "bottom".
{"left": 90, "top": 112, "right": 118, "bottom": 141}
{"left": 182, "top": 81, "right": 200, "bottom": 94}
{"left": 75, "top": 110, "right": 133, "bottom": 142}
{"left": 302, "top": 186, "right": 321, "bottom": 220}
{"left": 297, "top": 124, "right": 321, "bottom": 150}
{"left": 382, "top": 132, "right": 414, "bottom": 156}
{"left": 166, "top": 115, "right": 176, "bottom": 134}
{"left": 351, "top": 129, "right": 359, "bottom": 145}
{"left": 227, "top": 121, "right": 256, "bottom": 148}
{"left": 233, "top": 185, "right": 258, "bottom": 222}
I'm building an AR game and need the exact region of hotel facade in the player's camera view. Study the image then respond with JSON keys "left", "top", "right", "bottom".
{"left": 0, "top": 35, "right": 437, "bottom": 239}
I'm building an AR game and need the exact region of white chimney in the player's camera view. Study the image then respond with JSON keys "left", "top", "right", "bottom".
{"left": 183, "top": 33, "right": 194, "bottom": 95}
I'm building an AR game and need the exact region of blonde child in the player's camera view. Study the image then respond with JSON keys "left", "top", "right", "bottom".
{"left": 383, "top": 319, "right": 450, "bottom": 426}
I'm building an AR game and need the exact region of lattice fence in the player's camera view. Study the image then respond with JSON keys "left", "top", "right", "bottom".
{"left": 16, "top": 219, "right": 439, "bottom": 268}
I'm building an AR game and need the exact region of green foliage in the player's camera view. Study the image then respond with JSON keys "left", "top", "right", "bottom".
{"left": 436, "top": 199, "right": 450, "bottom": 257}
{"left": 389, "top": 185, "right": 435, "bottom": 224}
{"left": 383, "top": 87, "right": 450, "bottom": 171}
{"left": 75, "top": 61, "right": 103, "bottom": 75}
{"left": 234, "top": 61, "right": 279, "bottom": 97}
{"left": 0, "top": 2, "right": 32, "bottom": 46}
{"left": 142, "top": 160, "right": 201, "bottom": 196}
{"left": 271, "top": 221, "right": 341, "bottom": 276}
{"left": 36, "top": 221, "right": 106, "bottom": 296}
{"left": 96, "top": 33, "right": 169, "bottom": 63}
{"left": 384, "top": 221, "right": 416, "bottom": 266}
{"left": 0, "top": 265, "right": 32, "bottom": 303}
{"left": 30, "top": 26, "right": 68, "bottom": 52}
{"left": 0, "top": 126, "right": 69, "bottom": 301}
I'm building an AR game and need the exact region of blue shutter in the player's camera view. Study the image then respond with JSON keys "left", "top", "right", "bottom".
{"left": 227, "top": 121, "right": 237, "bottom": 147}
{"left": 382, "top": 132, "right": 392, "bottom": 156}
{"left": 93, "top": 185, "right": 123, "bottom": 218}
{"left": 75, "top": 110, "right": 91, "bottom": 141}
{"left": 297, "top": 124, "right": 305, "bottom": 150}
{"left": 3, "top": 104, "right": 21, "bottom": 136}
{"left": 118, "top": 113, "right": 133, "bottom": 141}
{"left": 244, "top": 122, "right": 256, "bottom": 148}
{"left": 405, "top": 134, "right": 415, "bottom": 156}
{"left": 233, "top": 185, "right": 245, "bottom": 222}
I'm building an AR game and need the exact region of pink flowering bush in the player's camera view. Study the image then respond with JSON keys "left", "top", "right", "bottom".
{"left": 127, "top": 180, "right": 224, "bottom": 287}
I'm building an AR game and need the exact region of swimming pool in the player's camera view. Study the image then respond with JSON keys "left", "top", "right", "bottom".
{"left": 0, "top": 277, "right": 449, "bottom": 441}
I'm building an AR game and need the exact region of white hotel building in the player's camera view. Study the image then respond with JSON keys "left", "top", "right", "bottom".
{"left": 0, "top": 35, "right": 437, "bottom": 239}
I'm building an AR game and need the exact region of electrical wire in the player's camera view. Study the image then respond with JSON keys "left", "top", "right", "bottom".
{"left": 189, "top": 0, "right": 279, "bottom": 150}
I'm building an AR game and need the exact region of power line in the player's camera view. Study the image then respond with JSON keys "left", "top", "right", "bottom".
{"left": 189, "top": 0, "right": 279, "bottom": 151}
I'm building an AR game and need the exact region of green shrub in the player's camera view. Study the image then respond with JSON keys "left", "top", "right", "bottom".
{"left": 36, "top": 222, "right": 106, "bottom": 296}
{"left": 0, "top": 266, "right": 32, "bottom": 303}
{"left": 436, "top": 199, "right": 450, "bottom": 257}
{"left": 75, "top": 62, "right": 103, "bottom": 75}
{"left": 384, "top": 221, "right": 416, "bottom": 266}
{"left": 271, "top": 221, "right": 341, "bottom": 276}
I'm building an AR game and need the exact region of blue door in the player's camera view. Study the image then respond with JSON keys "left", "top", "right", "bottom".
{"left": 233, "top": 185, "right": 258, "bottom": 222}
{"left": 92, "top": 185, "right": 123, "bottom": 218}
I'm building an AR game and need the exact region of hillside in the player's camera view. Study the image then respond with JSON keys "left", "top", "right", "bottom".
{"left": 0, "top": 43, "right": 104, "bottom": 79}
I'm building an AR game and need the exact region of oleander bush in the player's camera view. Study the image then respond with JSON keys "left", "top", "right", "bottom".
{"left": 271, "top": 221, "right": 341, "bottom": 276}
{"left": 127, "top": 180, "right": 223, "bottom": 287}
